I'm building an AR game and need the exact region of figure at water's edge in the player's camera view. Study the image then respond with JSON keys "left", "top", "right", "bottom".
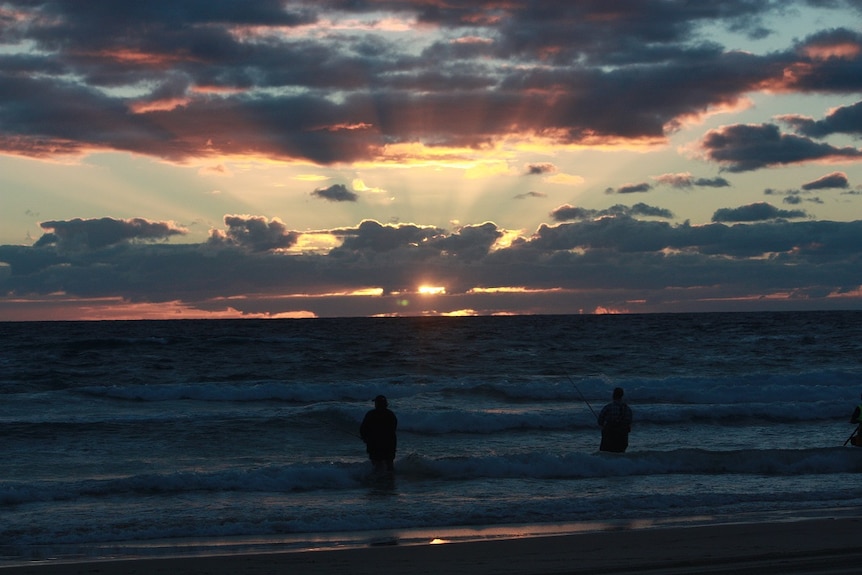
{"left": 597, "top": 387, "right": 633, "bottom": 453}
{"left": 360, "top": 395, "right": 398, "bottom": 474}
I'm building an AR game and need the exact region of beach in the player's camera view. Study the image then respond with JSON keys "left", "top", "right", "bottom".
{"left": 2, "top": 517, "right": 860, "bottom": 575}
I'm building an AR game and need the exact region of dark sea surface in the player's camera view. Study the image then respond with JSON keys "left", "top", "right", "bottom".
{"left": 1, "top": 312, "right": 861, "bottom": 564}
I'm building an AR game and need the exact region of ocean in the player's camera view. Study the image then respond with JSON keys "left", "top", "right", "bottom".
{"left": 1, "top": 311, "right": 861, "bottom": 565}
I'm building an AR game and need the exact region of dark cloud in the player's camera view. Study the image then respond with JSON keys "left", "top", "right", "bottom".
{"left": 311, "top": 184, "right": 359, "bottom": 202}
{"left": 524, "top": 163, "right": 557, "bottom": 176}
{"left": 550, "top": 205, "right": 595, "bottom": 222}
{"left": 653, "top": 173, "right": 696, "bottom": 188}
{"left": 514, "top": 191, "right": 547, "bottom": 199}
{"left": 208, "top": 215, "right": 299, "bottom": 252}
{"left": 780, "top": 28, "right": 862, "bottom": 93}
{"left": 6, "top": 214, "right": 862, "bottom": 315}
{"left": 36, "top": 217, "right": 186, "bottom": 250}
{"left": 694, "top": 177, "right": 731, "bottom": 188}
{"left": 802, "top": 171, "right": 850, "bottom": 190}
{"left": 765, "top": 189, "right": 826, "bottom": 205}
{"left": 0, "top": 2, "right": 860, "bottom": 164}
{"left": 4, "top": 2, "right": 862, "bottom": 316}
{"left": 551, "top": 203, "right": 673, "bottom": 222}
{"left": 427, "top": 222, "right": 502, "bottom": 261}
{"left": 653, "top": 173, "right": 731, "bottom": 189}
{"left": 607, "top": 183, "right": 652, "bottom": 194}
{"left": 711, "top": 202, "right": 808, "bottom": 222}
{"left": 698, "top": 123, "right": 862, "bottom": 172}
{"left": 332, "top": 220, "right": 443, "bottom": 252}
{"left": 630, "top": 203, "right": 675, "bottom": 219}
{"left": 780, "top": 101, "right": 862, "bottom": 138}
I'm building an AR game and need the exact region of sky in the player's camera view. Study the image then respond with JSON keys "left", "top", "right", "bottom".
{"left": 2, "top": 0, "right": 862, "bottom": 320}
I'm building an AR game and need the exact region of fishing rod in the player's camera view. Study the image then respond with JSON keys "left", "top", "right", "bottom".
{"left": 564, "top": 373, "right": 599, "bottom": 422}
{"left": 843, "top": 423, "right": 860, "bottom": 446}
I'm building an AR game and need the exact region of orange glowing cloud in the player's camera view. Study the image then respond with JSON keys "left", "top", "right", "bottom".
{"left": 0, "top": 296, "right": 314, "bottom": 321}
{"left": 130, "top": 98, "right": 191, "bottom": 114}
{"left": 93, "top": 48, "right": 192, "bottom": 67}
{"left": 802, "top": 42, "right": 861, "bottom": 60}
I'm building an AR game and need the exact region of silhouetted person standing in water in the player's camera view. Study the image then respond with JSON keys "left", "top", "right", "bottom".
{"left": 849, "top": 392, "right": 862, "bottom": 446}
{"left": 360, "top": 395, "right": 397, "bottom": 474}
{"left": 597, "top": 387, "right": 633, "bottom": 453}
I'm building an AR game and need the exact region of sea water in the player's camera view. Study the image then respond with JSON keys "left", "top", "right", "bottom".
{"left": 1, "top": 312, "right": 861, "bottom": 564}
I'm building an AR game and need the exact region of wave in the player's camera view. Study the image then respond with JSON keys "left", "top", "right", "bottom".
{"left": 67, "top": 368, "right": 857, "bottom": 405}
{"left": 4, "top": 447, "right": 859, "bottom": 508}
{"left": 397, "top": 447, "right": 862, "bottom": 480}
{"left": 2, "top": 398, "right": 851, "bottom": 437}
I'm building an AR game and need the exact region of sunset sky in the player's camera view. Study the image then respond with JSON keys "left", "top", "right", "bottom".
{"left": 2, "top": 1, "right": 862, "bottom": 320}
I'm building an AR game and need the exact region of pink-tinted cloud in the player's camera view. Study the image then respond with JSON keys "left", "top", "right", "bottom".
{"left": 802, "top": 172, "right": 850, "bottom": 190}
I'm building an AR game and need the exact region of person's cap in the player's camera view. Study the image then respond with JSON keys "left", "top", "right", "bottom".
{"left": 374, "top": 394, "right": 388, "bottom": 407}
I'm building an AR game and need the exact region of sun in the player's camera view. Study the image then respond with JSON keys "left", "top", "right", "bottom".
{"left": 417, "top": 285, "right": 446, "bottom": 295}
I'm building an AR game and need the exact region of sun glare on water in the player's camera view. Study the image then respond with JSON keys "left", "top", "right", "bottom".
{"left": 418, "top": 285, "right": 446, "bottom": 295}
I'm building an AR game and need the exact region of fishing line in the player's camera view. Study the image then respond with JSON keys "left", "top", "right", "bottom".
{"left": 307, "top": 404, "right": 363, "bottom": 439}
{"left": 564, "top": 373, "right": 599, "bottom": 421}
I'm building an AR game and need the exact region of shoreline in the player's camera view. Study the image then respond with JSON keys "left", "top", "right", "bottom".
{"left": 3, "top": 514, "right": 861, "bottom": 574}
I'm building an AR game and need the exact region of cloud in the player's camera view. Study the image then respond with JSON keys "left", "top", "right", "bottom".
{"left": 551, "top": 203, "right": 673, "bottom": 222}
{"left": 427, "top": 222, "right": 503, "bottom": 261}
{"left": 514, "top": 191, "right": 547, "bottom": 199}
{"left": 544, "top": 173, "right": 586, "bottom": 186}
{"left": 1, "top": 3, "right": 860, "bottom": 166}
{"left": 5, "top": 3, "right": 862, "bottom": 317}
{"left": 698, "top": 123, "right": 862, "bottom": 172}
{"left": 352, "top": 179, "right": 387, "bottom": 194}
{"left": 312, "top": 184, "right": 359, "bottom": 202}
{"left": 778, "top": 28, "right": 862, "bottom": 93}
{"left": 333, "top": 220, "right": 443, "bottom": 252}
{"left": 6, "top": 213, "right": 862, "bottom": 316}
{"left": 524, "top": 163, "right": 557, "bottom": 176}
{"left": 779, "top": 100, "right": 862, "bottom": 139}
{"left": 694, "top": 177, "right": 731, "bottom": 188}
{"left": 764, "top": 188, "right": 825, "bottom": 205}
{"left": 711, "top": 202, "right": 808, "bottom": 222}
{"left": 36, "top": 217, "right": 186, "bottom": 250}
{"left": 653, "top": 173, "right": 732, "bottom": 188}
{"left": 801, "top": 171, "right": 850, "bottom": 190}
{"left": 208, "top": 215, "right": 299, "bottom": 252}
{"left": 607, "top": 182, "right": 652, "bottom": 194}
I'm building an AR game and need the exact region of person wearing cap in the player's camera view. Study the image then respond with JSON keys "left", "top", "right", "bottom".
{"left": 597, "top": 387, "right": 633, "bottom": 453}
{"left": 360, "top": 395, "right": 398, "bottom": 474}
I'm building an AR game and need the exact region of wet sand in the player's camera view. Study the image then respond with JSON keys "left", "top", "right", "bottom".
{"left": 2, "top": 517, "right": 861, "bottom": 574}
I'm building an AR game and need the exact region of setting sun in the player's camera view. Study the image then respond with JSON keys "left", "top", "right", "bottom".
{"left": 418, "top": 285, "right": 446, "bottom": 295}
